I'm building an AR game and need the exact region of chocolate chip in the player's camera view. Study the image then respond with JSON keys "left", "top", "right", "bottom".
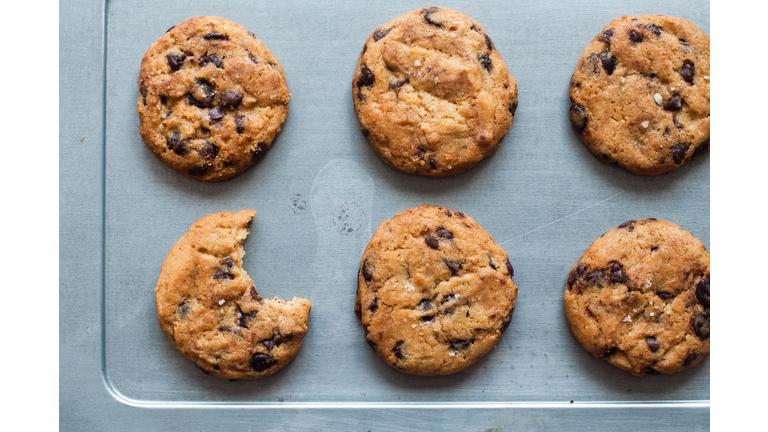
{"left": 436, "top": 228, "right": 454, "bottom": 240}
{"left": 673, "top": 116, "right": 684, "bottom": 130}
{"left": 200, "top": 53, "right": 223, "bottom": 68}
{"left": 696, "top": 275, "right": 710, "bottom": 305}
{"left": 478, "top": 53, "right": 492, "bottom": 72}
{"left": 599, "top": 49, "right": 616, "bottom": 75}
{"left": 644, "top": 366, "right": 661, "bottom": 375}
{"left": 450, "top": 339, "right": 472, "bottom": 351}
{"left": 646, "top": 24, "right": 662, "bottom": 36}
{"left": 618, "top": 220, "right": 637, "bottom": 230}
{"left": 484, "top": 33, "right": 494, "bottom": 51}
{"left": 664, "top": 94, "right": 683, "bottom": 111}
{"left": 680, "top": 61, "right": 695, "bottom": 84}
{"left": 419, "top": 299, "right": 432, "bottom": 312}
{"left": 213, "top": 258, "right": 234, "bottom": 280}
{"left": 509, "top": 101, "right": 518, "bottom": 116}
{"left": 250, "top": 55, "right": 258, "bottom": 64}
{"left": 250, "top": 353, "right": 276, "bottom": 372}
{"left": 354, "top": 301, "right": 361, "bottom": 319}
{"left": 692, "top": 310, "right": 710, "bottom": 340}
{"left": 250, "top": 143, "right": 268, "bottom": 162}
{"left": 167, "top": 53, "right": 186, "bottom": 71}
{"left": 166, "top": 25, "right": 175, "bottom": 33}
{"left": 684, "top": 353, "right": 698, "bottom": 366}
{"left": 569, "top": 105, "right": 588, "bottom": 133}
{"left": 501, "top": 308, "right": 514, "bottom": 332}
{"left": 443, "top": 259, "right": 462, "bottom": 276}
{"left": 428, "top": 156, "right": 437, "bottom": 169}
{"left": 187, "top": 79, "right": 215, "bottom": 108}
{"left": 262, "top": 340, "right": 276, "bottom": 351}
{"left": 603, "top": 346, "right": 617, "bottom": 357}
{"left": 646, "top": 336, "right": 660, "bottom": 353}
{"left": 567, "top": 263, "right": 585, "bottom": 287}
{"left": 219, "top": 326, "right": 241, "bottom": 336}
{"left": 456, "top": 212, "right": 466, "bottom": 218}
{"left": 220, "top": 92, "right": 243, "bottom": 108}
{"left": 657, "top": 291, "right": 676, "bottom": 300}
{"left": 373, "top": 27, "right": 392, "bottom": 41}
{"left": 598, "top": 28, "right": 614, "bottom": 43}
{"left": 366, "top": 338, "right": 377, "bottom": 350}
{"left": 188, "top": 166, "right": 209, "bottom": 176}
{"left": 679, "top": 39, "right": 689, "bottom": 47}
{"left": 422, "top": 7, "right": 443, "bottom": 27}
{"left": 445, "top": 211, "right": 452, "bottom": 217}
{"left": 222, "top": 257, "right": 233, "bottom": 268}
{"left": 177, "top": 301, "right": 190, "bottom": 318}
{"left": 204, "top": 33, "right": 229, "bottom": 41}
{"left": 581, "top": 54, "right": 601, "bottom": 76}
{"left": 389, "top": 78, "right": 409, "bottom": 90}
{"left": 425, "top": 234, "right": 439, "bottom": 249}
{"left": 235, "top": 114, "right": 245, "bottom": 133}
{"left": 609, "top": 261, "right": 628, "bottom": 284}
{"left": 440, "top": 294, "right": 457, "bottom": 305}
{"left": 671, "top": 143, "right": 688, "bottom": 164}
{"left": 421, "top": 315, "right": 435, "bottom": 323}
{"left": 692, "top": 139, "right": 710, "bottom": 159}
{"left": 361, "top": 128, "right": 370, "bottom": 138}
{"left": 139, "top": 84, "right": 147, "bottom": 103}
{"left": 166, "top": 132, "right": 181, "bottom": 152}
{"left": 199, "top": 141, "right": 219, "bottom": 160}
{"left": 357, "top": 65, "right": 375, "bottom": 88}
{"left": 209, "top": 106, "right": 224, "bottom": 122}
{"left": 629, "top": 30, "right": 643, "bottom": 44}
{"left": 489, "top": 257, "right": 498, "bottom": 270}
{"left": 361, "top": 259, "right": 374, "bottom": 282}
{"left": 392, "top": 341, "right": 404, "bottom": 360}
{"left": 368, "top": 297, "right": 378, "bottom": 313}
{"left": 245, "top": 288, "right": 260, "bottom": 303}
{"left": 239, "top": 310, "right": 257, "bottom": 328}
{"left": 505, "top": 258, "right": 514, "bottom": 277}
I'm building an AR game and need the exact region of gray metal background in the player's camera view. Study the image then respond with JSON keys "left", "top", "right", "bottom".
{"left": 60, "top": 0, "right": 710, "bottom": 429}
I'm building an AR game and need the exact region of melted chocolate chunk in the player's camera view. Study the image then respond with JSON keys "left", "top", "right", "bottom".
{"left": 505, "top": 258, "right": 514, "bottom": 277}
{"left": 609, "top": 261, "right": 628, "bottom": 284}
{"left": 220, "top": 92, "right": 243, "bottom": 108}
{"left": 680, "top": 61, "right": 695, "bottom": 84}
{"left": 484, "top": 33, "right": 494, "bottom": 51}
{"left": 373, "top": 27, "right": 392, "bottom": 41}
{"left": 664, "top": 94, "right": 683, "bottom": 111}
{"left": 618, "top": 220, "right": 637, "bottom": 230}
{"left": 187, "top": 79, "right": 216, "bottom": 108}
{"left": 354, "top": 301, "right": 361, "bottom": 319}
{"left": 599, "top": 50, "right": 616, "bottom": 75}
{"left": 646, "top": 336, "right": 660, "bottom": 353}
{"left": 692, "top": 310, "right": 710, "bottom": 340}
{"left": 569, "top": 105, "right": 588, "bottom": 133}
{"left": 684, "top": 352, "right": 698, "bottom": 365}
{"left": 450, "top": 339, "right": 472, "bottom": 351}
{"left": 392, "top": 341, "right": 404, "bottom": 360}
{"left": 568, "top": 263, "right": 586, "bottom": 287}
{"left": 671, "top": 143, "right": 688, "bottom": 164}
{"left": 501, "top": 308, "right": 514, "bottom": 332}
{"left": 234, "top": 114, "right": 245, "bottom": 133}
{"left": 389, "top": 78, "right": 409, "bottom": 90}
{"left": 177, "top": 301, "right": 190, "bottom": 318}
{"left": 443, "top": 259, "right": 462, "bottom": 276}
{"left": 250, "top": 285, "right": 263, "bottom": 301}
{"left": 250, "top": 143, "right": 268, "bottom": 162}
{"left": 696, "top": 275, "right": 710, "bottom": 305}
{"left": 478, "top": 53, "right": 492, "bottom": 72}
{"left": 422, "top": 7, "right": 443, "bottom": 28}
{"left": 166, "top": 25, "right": 176, "bottom": 33}
{"left": 209, "top": 106, "right": 224, "bottom": 122}
{"left": 368, "top": 296, "right": 378, "bottom": 313}
{"left": 489, "top": 257, "right": 498, "bottom": 270}
{"left": 250, "top": 353, "right": 276, "bottom": 372}
{"left": 657, "top": 291, "right": 676, "bottom": 300}
{"left": 509, "top": 101, "right": 518, "bottom": 116}
{"left": 428, "top": 156, "right": 437, "bottom": 169}
{"left": 419, "top": 299, "right": 432, "bottom": 312}
{"left": 598, "top": 28, "right": 614, "bottom": 43}
{"left": 646, "top": 24, "right": 662, "bottom": 36}
{"left": 425, "top": 234, "right": 439, "bottom": 249}
{"left": 629, "top": 30, "right": 643, "bottom": 44}
{"left": 204, "top": 32, "right": 229, "bottom": 40}
{"left": 199, "top": 141, "right": 219, "bottom": 160}
{"left": 357, "top": 66, "right": 375, "bottom": 87}
{"left": 262, "top": 340, "right": 276, "bottom": 351}
{"left": 361, "top": 259, "right": 374, "bottom": 282}
{"left": 167, "top": 53, "right": 186, "bottom": 71}
{"left": 692, "top": 139, "right": 710, "bottom": 159}
{"left": 219, "top": 326, "right": 241, "bottom": 336}
{"left": 436, "top": 227, "right": 454, "bottom": 240}
{"left": 239, "top": 310, "right": 257, "bottom": 328}
{"left": 200, "top": 53, "right": 223, "bottom": 68}
{"left": 440, "top": 294, "right": 458, "bottom": 305}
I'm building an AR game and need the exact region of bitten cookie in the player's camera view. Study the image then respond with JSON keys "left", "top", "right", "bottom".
{"left": 155, "top": 210, "right": 311, "bottom": 379}
{"left": 138, "top": 16, "right": 290, "bottom": 181}
{"left": 353, "top": 7, "right": 518, "bottom": 177}
{"left": 356, "top": 205, "right": 518, "bottom": 375}
{"left": 564, "top": 219, "right": 710, "bottom": 377}
{"left": 568, "top": 15, "right": 710, "bottom": 175}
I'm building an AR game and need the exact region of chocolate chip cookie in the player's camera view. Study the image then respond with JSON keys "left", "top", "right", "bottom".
{"left": 564, "top": 219, "right": 710, "bottom": 377}
{"left": 155, "top": 210, "right": 311, "bottom": 379}
{"left": 353, "top": 7, "right": 518, "bottom": 177}
{"left": 356, "top": 205, "right": 518, "bottom": 375}
{"left": 138, "top": 16, "right": 290, "bottom": 181}
{"left": 568, "top": 15, "right": 710, "bottom": 175}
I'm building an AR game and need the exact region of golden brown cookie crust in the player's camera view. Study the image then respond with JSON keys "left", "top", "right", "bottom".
{"left": 138, "top": 16, "right": 290, "bottom": 181}
{"left": 568, "top": 15, "right": 710, "bottom": 175}
{"left": 356, "top": 205, "right": 518, "bottom": 375}
{"left": 353, "top": 7, "right": 518, "bottom": 177}
{"left": 563, "top": 219, "right": 710, "bottom": 377}
{"left": 155, "top": 210, "right": 311, "bottom": 379}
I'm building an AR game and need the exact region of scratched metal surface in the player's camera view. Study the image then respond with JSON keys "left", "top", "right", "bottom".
{"left": 61, "top": 0, "right": 710, "bottom": 429}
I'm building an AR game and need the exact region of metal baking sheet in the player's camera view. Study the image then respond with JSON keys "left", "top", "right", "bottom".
{"left": 60, "top": 0, "right": 709, "bottom": 429}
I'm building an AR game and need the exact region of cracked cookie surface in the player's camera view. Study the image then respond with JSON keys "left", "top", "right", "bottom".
{"left": 568, "top": 15, "right": 710, "bottom": 175}
{"left": 564, "top": 219, "right": 710, "bottom": 377}
{"left": 353, "top": 7, "right": 518, "bottom": 177}
{"left": 155, "top": 210, "right": 311, "bottom": 379}
{"left": 138, "top": 16, "right": 290, "bottom": 181}
{"left": 356, "top": 205, "right": 518, "bottom": 375}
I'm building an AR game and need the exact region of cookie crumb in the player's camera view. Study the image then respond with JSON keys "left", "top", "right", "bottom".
{"left": 623, "top": 315, "right": 632, "bottom": 322}
{"left": 641, "top": 121, "right": 649, "bottom": 128}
